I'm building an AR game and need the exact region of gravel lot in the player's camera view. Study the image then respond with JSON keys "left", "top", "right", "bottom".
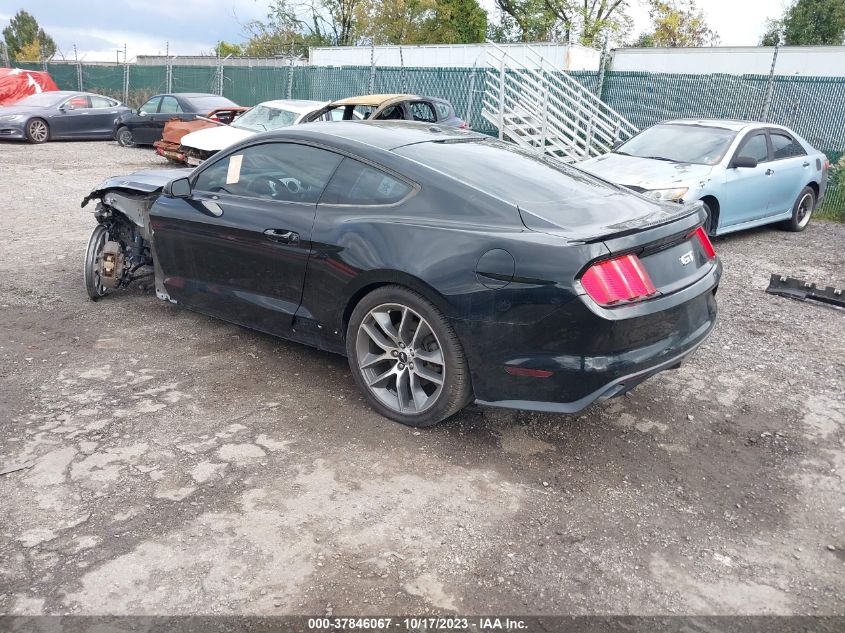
{"left": 0, "top": 141, "right": 843, "bottom": 617}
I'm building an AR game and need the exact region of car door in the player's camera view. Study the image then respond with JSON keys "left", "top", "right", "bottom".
{"left": 142, "top": 95, "right": 183, "bottom": 143}
{"left": 722, "top": 130, "right": 772, "bottom": 226}
{"left": 149, "top": 141, "right": 343, "bottom": 335}
{"left": 131, "top": 96, "right": 163, "bottom": 144}
{"left": 766, "top": 130, "right": 810, "bottom": 215}
{"left": 87, "top": 95, "right": 122, "bottom": 137}
{"left": 50, "top": 95, "right": 92, "bottom": 138}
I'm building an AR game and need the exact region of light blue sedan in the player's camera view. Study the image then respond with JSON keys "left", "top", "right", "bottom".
{"left": 577, "top": 119, "right": 830, "bottom": 235}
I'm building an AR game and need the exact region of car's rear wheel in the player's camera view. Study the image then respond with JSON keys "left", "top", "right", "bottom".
{"left": 784, "top": 186, "right": 815, "bottom": 232}
{"left": 26, "top": 118, "right": 49, "bottom": 144}
{"left": 84, "top": 225, "right": 111, "bottom": 301}
{"left": 116, "top": 126, "right": 135, "bottom": 147}
{"left": 346, "top": 285, "right": 472, "bottom": 427}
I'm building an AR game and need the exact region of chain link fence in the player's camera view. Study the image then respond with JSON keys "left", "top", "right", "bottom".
{"left": 13, "top": 60, "right": 845, "bottom": 220}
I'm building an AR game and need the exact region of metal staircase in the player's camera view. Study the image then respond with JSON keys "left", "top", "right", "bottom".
{"left": 481, "top": 42, "right": 639, "bottom": 162}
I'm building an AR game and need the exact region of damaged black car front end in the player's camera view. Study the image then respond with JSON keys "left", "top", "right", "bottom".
{"left": 81, "top": 169, "right": 191, "bottom": 301}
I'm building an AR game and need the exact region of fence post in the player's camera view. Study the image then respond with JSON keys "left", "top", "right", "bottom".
{"left": 1, "top": 41, "right": 9, "bottom": 67}
{"left": 287, "top": 57, "right": 294, "bottom": 99}
{"left": 73, "top": 44, "right": 82, "bottom": 91}
{"left": 596, "top": 36, "right": 608, "bottom": 100}
{"left": 122, "top": 44, "right": 129, "bottom": 104}
{"left": 399, "top": 46, "right": 407, "bottom": 93}
{"left": 464, "top": 60, "right": 477, "bottom": 125}
{"left": 368, "top": 41, "right": 376, "bottom": 94}
{"left": 762, "top": 41, "right": 779, "bottom": 122}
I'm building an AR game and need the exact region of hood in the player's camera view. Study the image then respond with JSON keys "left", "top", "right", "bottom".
{"left": 82, "top": 168, "right": 193, "bottom": 206}
{"left": 180, "top": 125, "right": 255, "bottom": 152}
{"left": 577, "top": 153, "right": 714, "bottom": 190}
{"left": 517, "top": 185, "right": 699, "bottom": 243}
{"left": 0, "top": 105, "right": 41, "bottom": 116}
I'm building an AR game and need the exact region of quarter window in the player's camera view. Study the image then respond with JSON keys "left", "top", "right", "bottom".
{"left": 90, "top": 96, "right": 115, "bottom": 109}
{"left": 410, "top": 101, "right": 437, "bottom": 123}
{"left": 140, "top": 97, "right": 161, "bottom": 114}
{"left": 737, "top": 134, "right": 769, "bottom": 163}
{"left": 193, "top": 142, "right": 343, "bottom": 204}
{"left": 320, "top": 158, "right": 413, "bottom": 206}
{"left": 770, "top": 132, "right": 806, "bottom": 159}
{"left": 434, "top": 102, "right": 451, "bottom": 120}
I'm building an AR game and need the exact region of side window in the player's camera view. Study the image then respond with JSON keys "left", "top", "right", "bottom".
{"left": 159, "top": 96, "right": 182, "bottom": 114}
{"left": 321, "top": 158, "right": 413, "bottom": 206}
{"left": 409, "top": 101, "right": 437, "bottom": 123}
{"left": 66, "top": 95, "right": 90, "bottom": 109}
{"left": 375, "top": 104, "right": 406, "bottom": 120}
{"left": 736, "top": 133, "right": 769, "bottom": 163}
{"left": 140, "top": 97, "right": 161, "bottom": 114}
{"left": 434, "top": 102, "right": 451, "bottom": 120}
{"left": 90, "top": 96, "right": 115, "bottom": 109}
{"left": 770, "top": 132, "right": 806, "bottom": 159}
{"left": 193, "top": 142, "right": 343, "bottom": 204}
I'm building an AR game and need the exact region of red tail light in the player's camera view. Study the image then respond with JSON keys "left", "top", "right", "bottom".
{"left": 459, "top": 121, "right": 468, "bottom": 129}
{"left": 824, "top": 159, "right": 831, "bottom": 170}
{"left": 692, "top": 226, "right": 716, "bottom": 259}
{"left": 580, "top": 254, "right": 657, "bottom": 307}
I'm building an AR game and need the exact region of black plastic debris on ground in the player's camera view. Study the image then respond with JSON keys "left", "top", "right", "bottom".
{"left": 766, "top": 274, "right": 845, "bottom": 309}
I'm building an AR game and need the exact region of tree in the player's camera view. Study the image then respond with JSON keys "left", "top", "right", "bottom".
{"left": 760, "top": 19, "right": 781, "bottom": 46}
{"left": 632, "top": 0, "right": 719, "bottom": 47}
{"left": 493, "top": 0, "right": 631, "bottom": 45}
{"left": 2, "top": 10, "right": 57, "bottom": 61}
{"left": 780, "top": 0, "right": 845, "bottom": 45}
{"left": 215, "top": 41, "right": 244, "bottom": 57}
{"left": 430, "top": 0, "right": 488, "bottom": 44}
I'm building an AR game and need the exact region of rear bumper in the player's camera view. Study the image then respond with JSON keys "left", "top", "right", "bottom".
{"left": 461, "top": 262, "right": 721, "bottom": 414}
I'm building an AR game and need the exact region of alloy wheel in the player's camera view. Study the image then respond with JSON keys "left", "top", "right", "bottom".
{"left": 355, "top": 303, "right": 445, "bottom": 415}
{"left": 28, "top": 119, "right": 48, "bottom": 143}
{"left": 118, "top": 128, "right": 134, "bottom": 147}
{"left": 796, "top": 192, "right": 813, "bottom": 229}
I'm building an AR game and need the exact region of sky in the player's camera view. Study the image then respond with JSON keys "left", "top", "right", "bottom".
{"left": 0, "top": 0, "right": 790, "bottom": 61}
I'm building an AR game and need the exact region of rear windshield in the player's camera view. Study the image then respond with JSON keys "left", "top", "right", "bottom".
{"left": 394, "top": 139, "right": 619, "bottom": 205}
{"left": 616, "top": 123, "right": 737, "bottom": 165}
{"left": 15, "top": 92, "right": 64, "bottom": 107}
{"left": 184, "top": 95, "right": 237, "bottom": 112}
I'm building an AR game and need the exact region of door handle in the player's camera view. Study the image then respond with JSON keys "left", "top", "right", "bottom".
{"left": 803, "top": 161, "right": 810, "bottom": 167}
{"left": 765, "top": 169, "right": 774, "bottom": 176}
{"left": 264, "top": 229, "right": 300, "bottom": 244}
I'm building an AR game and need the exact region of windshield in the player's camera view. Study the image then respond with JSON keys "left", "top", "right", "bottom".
{"left": 233, "top": 105, "right": 299, "bottom": 131}
{"left": 14, "top": 92, "right": 64, "bottom": 107}
{"left": 616, "top": 124, "right": 737, "bottom": 165}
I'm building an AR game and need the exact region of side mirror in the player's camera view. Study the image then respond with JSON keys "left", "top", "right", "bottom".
{"left": 139, "top": 110, "right": 147, "bottom": 117}
{"left": 164, "top": 177, "right": 192, "bottom": 198}
{"left": 732, "top": 156, "right": 758, "bottom": 169}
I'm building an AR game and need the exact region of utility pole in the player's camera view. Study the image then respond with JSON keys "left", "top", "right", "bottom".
{"left": 1, "top": 41, "right": 9, "bottom": 67}
{"left": 368, "top": 39, "right": 376, "bottom": 95}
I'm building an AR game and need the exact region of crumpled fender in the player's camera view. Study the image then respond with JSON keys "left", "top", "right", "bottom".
{"left": 81, "top": 168, "right": 193, "bottom": 208}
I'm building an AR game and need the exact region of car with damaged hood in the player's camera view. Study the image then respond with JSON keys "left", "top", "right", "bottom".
{"left": 577, "top": 119, "right": 829, "bottom": 235}
{"left": 176, "top": 99, "right": 330, "bottom": 166}
{"left": 114, "top": 92, "right": 241, "bottom": 148}
{"left": 82, "top": 120, "right": 721, "bottom": 427}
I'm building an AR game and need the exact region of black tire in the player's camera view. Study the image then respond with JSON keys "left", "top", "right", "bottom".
{"left": 346, "top": 285, "right": 472, "bottom": 427}
{"left": 25, "top": 118, "right": 49, "bottom": 144}
{"left": 700, "top": 201, "right": 715, "bottom": 235}
{"left": 782, "top": 186, "right": 815, "bottom": 232}
{"left": 84, "top": 225, "right": 111, "bottom": 301}
{"left": 116, "top": 126, "right": 135, "bottom": 148}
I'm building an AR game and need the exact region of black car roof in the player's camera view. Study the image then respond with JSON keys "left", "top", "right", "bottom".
{"left": 259, "top": 120, "right": 484, "bottom": 151}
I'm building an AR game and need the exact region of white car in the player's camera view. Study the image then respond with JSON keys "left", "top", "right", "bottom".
{"left": 179, "top": 99, "right": 329, "bottom": 166}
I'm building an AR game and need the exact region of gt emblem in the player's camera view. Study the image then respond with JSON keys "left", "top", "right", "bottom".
{"left": 679, "top": 251, "right": 694, "bottom": 266}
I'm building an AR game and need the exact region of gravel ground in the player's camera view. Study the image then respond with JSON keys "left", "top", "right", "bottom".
{"left": 0, "top": 141, "right": 843, "bottom": 617}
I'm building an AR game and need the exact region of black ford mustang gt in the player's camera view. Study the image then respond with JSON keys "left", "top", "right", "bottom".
{"left": 82, "top": 121, "right": 721, "bottom": 427}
